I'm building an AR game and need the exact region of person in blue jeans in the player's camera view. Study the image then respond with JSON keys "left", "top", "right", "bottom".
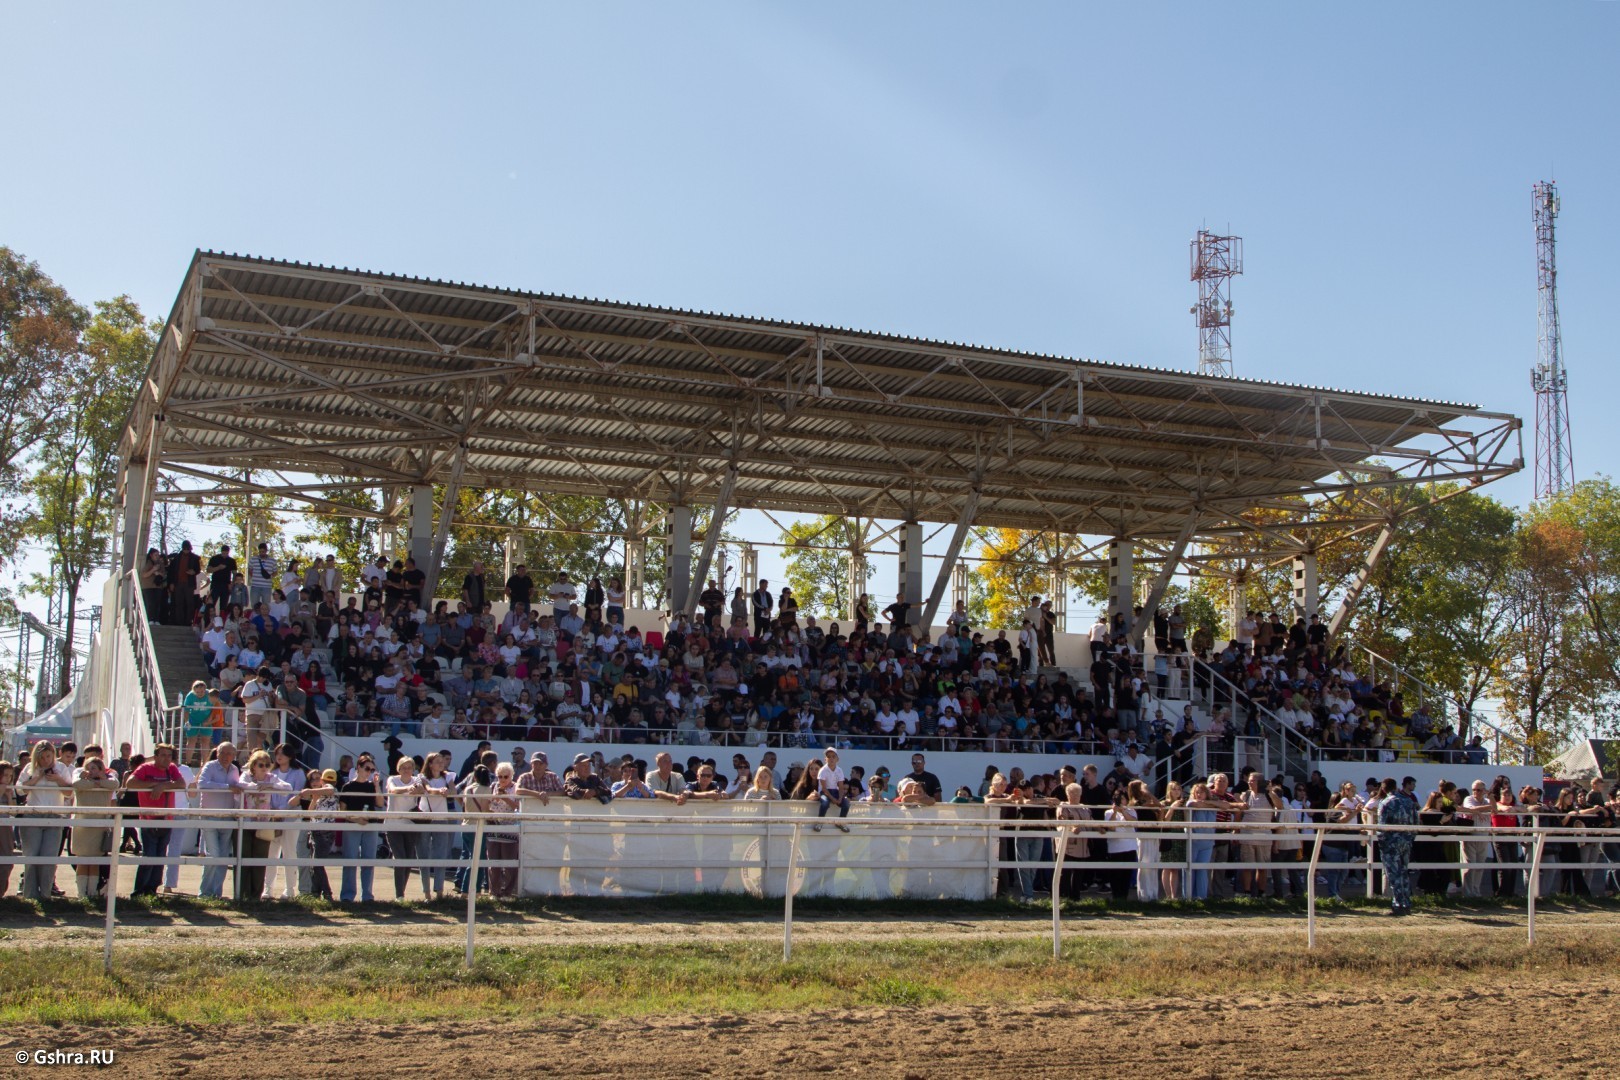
{"left": 195, "top": 743, "right": 244, "bottom": 899}
{"left": 338, "top": 759, "right": 383, "bottom": 902}
{"left": 1182, "top": 780, "right": 1237, "bottom": 900}
{"left": 813, "top": 748, "right": 850, "bottom": 833}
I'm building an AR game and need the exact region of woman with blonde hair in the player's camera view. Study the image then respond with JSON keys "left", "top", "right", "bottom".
{"left": 740, "top": 766, "right": 778, "bottom": 801}
{"left": 17, "top": 741, "right": 74, "bottom": 901}
{"left": 1159, "top": 781, "right": 1188, "bottom": 901}
{"left": 1127, "top": 779, "right": 1164, "bottom": 902}
{"left": 237, "top": 749, "right": 292, "bottom": 902}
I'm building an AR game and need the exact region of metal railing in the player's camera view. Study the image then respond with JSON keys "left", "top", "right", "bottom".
{"left": 1356, "top": 643, "right": 1525, "bottom": 765}
{"left": 122, "top": 570, "right": 169, "bottom": 735}
{"left": 0, "top": 804, "right": 1601, "bottom": 970}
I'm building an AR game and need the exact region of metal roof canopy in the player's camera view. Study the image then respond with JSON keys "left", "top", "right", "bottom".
{"left": 120, "top": 251, "right": 1523, "bottom": 547}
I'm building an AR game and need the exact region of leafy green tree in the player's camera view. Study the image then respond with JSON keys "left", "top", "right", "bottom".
{"left": 0, "top": 248, "right": 83, "bottom": 566}
{"left": 780, "top": 516, "right": 869, "bottom": 618}
{"left": 23, "top": 296, "right": 151, "bottom": 697}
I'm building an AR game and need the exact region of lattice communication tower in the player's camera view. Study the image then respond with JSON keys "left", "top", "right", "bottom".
{"left": 1531, "top": 181, "right": 1573, "bottom": 500}
{"left": 1190, "top": 230, "right": 1243, "bottom": 377}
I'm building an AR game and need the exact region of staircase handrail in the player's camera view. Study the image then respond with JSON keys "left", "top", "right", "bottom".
{"left": 1354, "top": 643, "right": 1524, "bottom": 765}
{"left": 122, "top": 569, "right": 169, "bottom": 736}
{"left": 1188, "top": 655, "right": 1317, "bottom": 776}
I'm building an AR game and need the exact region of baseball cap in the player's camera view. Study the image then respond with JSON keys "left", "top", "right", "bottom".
{"left": 320, "top": 769, "right": 339, "bottom": 783}
{"left": 530, "top": 752, "right": 547, "bottom": 763}
{"left": 572, "top": 753, "right": 590, "bottom": 765}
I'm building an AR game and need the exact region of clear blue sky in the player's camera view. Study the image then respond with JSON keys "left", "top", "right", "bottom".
{"left": 2, "top": 1, "right": 1617, "bottom": 628}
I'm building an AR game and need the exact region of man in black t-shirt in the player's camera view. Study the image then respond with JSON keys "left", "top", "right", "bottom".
{"left": 904, "top": 753, "right": 942, "bottom": 802}
{"left": 401, "top": 557, "right": 427, "bottom": 607}
{"left": 206, "top": 545, "right": 237, "bottom": 611}
{"left": 505, "top": 564, "right": 534, "bottom": 612}
{"left": 462, "top": 560, "right": 487, "bottom": 610}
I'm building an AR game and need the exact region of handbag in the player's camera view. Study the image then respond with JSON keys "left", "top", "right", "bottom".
{"left": 255, "top": 828, "right": 278, "bottom": 841}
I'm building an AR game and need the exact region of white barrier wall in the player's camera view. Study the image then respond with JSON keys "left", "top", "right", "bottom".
{"left": 518, "top": 801, "right": 998, "bottom": 900}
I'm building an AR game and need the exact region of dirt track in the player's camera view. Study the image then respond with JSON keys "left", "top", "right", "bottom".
{"left": 1, "top": 978, "right": 1606, "bottom": 1078}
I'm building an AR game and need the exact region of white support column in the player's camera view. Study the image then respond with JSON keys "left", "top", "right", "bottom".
{"left": 119, "top": 459, "right": 150, "bottom": 577}
{"left": 687, "top": 467, "right": 737, "bottom": 618}
{"left": 951, "top": 560, "right": 969, "bottom": 616}
{"left": 1047, "top": 563, "right": 1067, "bottom": 633}
{"left": 846, "top": 550, "right": 867, "bottom": 621}
{"left": 503, "top": 529, "right": 519, "bottom": 584}
{"left": 1227, "top": 570, "right": 1249, "bottom": 643}
{"left": 1328, "top": 525, "right": 1394, "bottom": 639}
{"left": 1107, "top": 540, "right": 1134, "bottom": 627}
{"left": 666, "top": 505, "right": 694, "bottom": 614}
{"left": 420, "top": 445, "right": 468, "bottom": 604}
{"left": 625, "top": 538, "right": 646, "bottom": 608}
{"left": 740, "top": 544, "right": 759, "bottom": 600}
{"left": 897, "top": 520, "right": 924, "bottom": 628}
{"left": 921, "top": 492, "right": 980, "bottom": 630}
{"left": 408, "top": 485, "right": 434, "bottom": 569}
{"left": 1127, "top": 521, "right": 1196, "bottom": 646}
{"left": 1292, "top": 550, "right": 1320, "bottom": 621}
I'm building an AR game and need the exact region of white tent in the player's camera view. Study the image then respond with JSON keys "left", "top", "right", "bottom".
{"left": 1546, "top": 738, "right": 1620, "bottom": 783}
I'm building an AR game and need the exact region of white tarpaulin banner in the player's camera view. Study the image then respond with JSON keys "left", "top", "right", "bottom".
{"left": 519, "top": 802, "right": 997, "bottom": 900}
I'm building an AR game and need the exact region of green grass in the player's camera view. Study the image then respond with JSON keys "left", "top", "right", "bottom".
{"left": 2, "top": 927, "right": 1618, "bottom": 1028}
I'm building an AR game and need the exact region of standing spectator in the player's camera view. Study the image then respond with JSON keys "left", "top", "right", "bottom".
{"left": 196, "top": 743, "right": 244, "bottom": 899}
{"left": 167, "top": 540, "right": 200, "bottom": 626}
{"left": 1490, "top": 779, "right": 1524, "bottom": 898}
{"left": 1127, "top": 780, "right": 1164, "bottom": 901}
{"left": 1237, "top": 772, "right": 1283, "bottom": 899}
{"left": 290, "top": 769, "right": 337, "bottom": 900}
{"left": 206, "top": 543, "right": 237, "bottom": 614}
{"left": 0, "top": 761, "right": 16, "bottom": 896}
{"left": 548, "top": 571, "right": 578, "bottom": 615}
{"left": 248, "top": 543, "right": 276, "bottom": 610}
{"left": 1459, "top": 780, "right": 1495, "bottom": 898}
{"left": 751, "top": 579, "right": 773, "bottom": 636}
{"left": 384, "top": 756, "right": 427, "bottom": 901}
{"left": 181, "top": 681, "right": 214, "bottom": 768}
{"left": 139, "top": 548, "right": 168, "bottom": 622}
{"left": 1038, "top": 600, "right": 1057, "bottom": 668}
{"left": 69, "top": 757, "right": 119, "bottom": 900}
{"left": 238, "top": 750, "right": 292, "bottom": 901}
{"left": 1376, "top": 777, "right": 1419, "bottom": 915}
{"left": 1101, "top": 789, "right": 1139, "bottom": 901}
{"left": 338, "top": 757, "right": 383, "bottom": 903}
{"left": 17, "top": 742, "right": 74, "bottom": 901}
{"left": 504, "top": 564, "right": 534, "bottom": 613}
{"left": 486, "top": 763, "right": 523, "bottom": 899}
{"left": 262, "top": 744, "right": 303, "bottom": 899}
{"left": 419, "top": 754, "right": 455, "bottom": 901}
{"left": 124, "top": 743, "right": 186, "bottom": 898}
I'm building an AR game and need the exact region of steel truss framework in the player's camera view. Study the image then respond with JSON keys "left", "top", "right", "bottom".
{"left": 117, "top": 253, "right": 1523, "bottom": 578}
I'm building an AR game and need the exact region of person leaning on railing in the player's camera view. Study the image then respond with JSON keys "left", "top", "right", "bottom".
{"left": 16, "top": 741, "right": 74, "bottom": 902}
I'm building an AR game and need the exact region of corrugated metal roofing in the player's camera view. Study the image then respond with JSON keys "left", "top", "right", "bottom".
{"left": 123, "top": 251, "right": 1523, "bottom": 539}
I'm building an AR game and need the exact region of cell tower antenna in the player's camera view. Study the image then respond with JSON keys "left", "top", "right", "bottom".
{"left": 1531, "top": 180, "right": 1574, "bottom": 500}
{"left": 1190, "top": 229, "right": 1243, "bottom": 377}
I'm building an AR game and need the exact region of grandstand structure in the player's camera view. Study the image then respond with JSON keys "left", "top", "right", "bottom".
{"left": 78, "top": 251, "right": 1529, "bottom": 786}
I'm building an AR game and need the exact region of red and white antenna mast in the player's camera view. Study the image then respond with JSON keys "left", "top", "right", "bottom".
{"left": 1190, "top": 230, "right": 1243, "bottom": 377}
{"left": 1531, "top": 181, "right": 1574, "bottom": 500}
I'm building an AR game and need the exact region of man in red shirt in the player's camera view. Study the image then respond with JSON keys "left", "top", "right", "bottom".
{"left": 124, "top": 743, "right": 187, "bottom": 897}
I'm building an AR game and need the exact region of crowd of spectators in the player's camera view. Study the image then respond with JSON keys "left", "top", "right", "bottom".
{"left": 0, "top": 730, "right": 1611, "bottom": 911}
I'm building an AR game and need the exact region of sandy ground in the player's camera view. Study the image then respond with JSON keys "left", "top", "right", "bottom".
{"left": 0, "top": 979, "right": 1607, "bottom": 1078}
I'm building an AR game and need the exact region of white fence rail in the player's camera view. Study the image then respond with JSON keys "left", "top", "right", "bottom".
{"left": 0, "top": 806, "right": 1602, "bottom": 971}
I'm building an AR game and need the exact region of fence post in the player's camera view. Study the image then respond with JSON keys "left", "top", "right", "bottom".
{"left": 104, "top": 811, "right": 123, "bottom": 974}
{"left": 233, "top": 813, "right": 245, "bottom": 902}
{"left": 783, "top": 823, "right": 802, "bottom": 962}
{"left": 1306, "top": 826, "right": 1325, "bottom": 950}
{"left": 465, "top": 818, "right": 486, "bottom": 969}
{"left": 1527, "top": 830, "right": 1547, "bottom": 945}
{"left": 1051, "top": 825, "right": 1070, "bottom": 960}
